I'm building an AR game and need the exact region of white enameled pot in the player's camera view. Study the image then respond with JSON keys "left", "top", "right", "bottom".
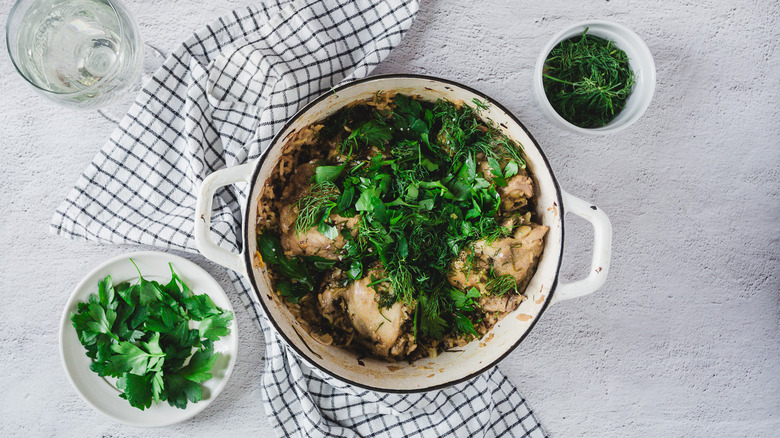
{"left": 193, "top": 74, "right": 612, "bottom": 392}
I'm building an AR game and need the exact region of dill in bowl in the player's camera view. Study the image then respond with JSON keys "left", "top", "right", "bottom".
{"left": 542, "top": 29, "right": 635, "bottom": 128}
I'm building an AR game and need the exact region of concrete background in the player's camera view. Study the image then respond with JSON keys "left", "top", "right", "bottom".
{"left": 1, "top": 0, "right": 778, "bottom": 436}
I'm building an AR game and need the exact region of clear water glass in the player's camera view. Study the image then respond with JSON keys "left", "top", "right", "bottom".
{"left": 6, "top": 0, "right": 143, "bottom": 109}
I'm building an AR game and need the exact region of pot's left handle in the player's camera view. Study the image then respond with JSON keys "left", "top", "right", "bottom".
{"left": 193, "top": 162, "right": 256, "bottom": 275}
{"left": 552, "top": 191, "right": 613, "bottom": 304}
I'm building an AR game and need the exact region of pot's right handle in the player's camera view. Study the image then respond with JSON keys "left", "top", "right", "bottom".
{"left": 552, "top": 191, "right": 613, "bottom": 304}
{"left": 193, "top": 162, "right": 256, "bottom": 275}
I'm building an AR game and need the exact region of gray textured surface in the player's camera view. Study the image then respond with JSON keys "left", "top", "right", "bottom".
{"left": 1, "top": 0, "right": 778, "bottom": 437}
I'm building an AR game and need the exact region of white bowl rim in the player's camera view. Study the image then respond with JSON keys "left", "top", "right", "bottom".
{"left": 533, "top": 19, "right": 657, "bottom": 135}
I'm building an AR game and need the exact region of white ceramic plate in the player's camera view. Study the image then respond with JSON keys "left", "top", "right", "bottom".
{"left": 59, "top": 251, "right": 238, "bottom": 427}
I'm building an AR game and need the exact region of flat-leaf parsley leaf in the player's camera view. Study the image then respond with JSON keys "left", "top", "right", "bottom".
{"left": 71, "top": 261, "right": 233, "bottom": 410}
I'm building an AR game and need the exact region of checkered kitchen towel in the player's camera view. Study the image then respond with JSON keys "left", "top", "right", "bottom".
{"left": 51, "top": 1, "right": 546, "bottom": 436}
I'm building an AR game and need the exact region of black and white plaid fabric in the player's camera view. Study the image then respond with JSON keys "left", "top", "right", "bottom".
{"left": 51, "top": 1, "right": 546, "bottom": 436}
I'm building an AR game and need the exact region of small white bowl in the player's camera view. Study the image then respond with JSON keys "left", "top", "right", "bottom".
{"left": 533, "top": 20, "right": 656, "bottom": 135}
{"left": 59, "top": 251, "right": 238, "bottom": 427}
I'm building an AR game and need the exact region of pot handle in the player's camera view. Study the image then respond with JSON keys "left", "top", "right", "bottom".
{"left": 193, "top": 162, "right": 256, "bottom": 275}
{"left": 552, "top": 191, "right": 613, "bottom": 304}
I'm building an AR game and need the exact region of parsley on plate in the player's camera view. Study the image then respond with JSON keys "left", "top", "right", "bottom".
{"left": 70, "top": 261, "right": 233, "bottom": 410}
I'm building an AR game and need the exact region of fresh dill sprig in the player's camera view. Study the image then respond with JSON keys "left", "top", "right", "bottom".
{"left": 294, "top": 181, "right": 339, "bottom": 235}
{"left": 433, "top": 99, "right": 483, "bottom": 162}
{"left": 387, "top": 263, "right": 414, "bottom": 305}
{"left": 486, "top": 273, "right": 518, "bottom": 296}
{"left": 543, "top": 28, "right": 635, "bottom": 128}
{"left": 417, "top": 290, "right": 447, "bottom": 339}
{"left": 491, "top": 134, "right": 527, "bottom": 169}
{"left": 435, "top": 99, "right": 526, "bottom": 170}
{"left": 482, "top": 221, "right": 513, "bottom": 244}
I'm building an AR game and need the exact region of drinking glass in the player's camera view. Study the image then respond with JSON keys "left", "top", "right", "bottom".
{"left": 6, "top": 0, "right": 143, "bottom": 109}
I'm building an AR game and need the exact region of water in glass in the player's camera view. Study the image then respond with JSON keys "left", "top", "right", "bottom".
{"left": 8, "top": 0, "right": 143, "bottom": 109}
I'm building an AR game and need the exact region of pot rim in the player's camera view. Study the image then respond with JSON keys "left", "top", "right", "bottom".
{"left": 242, "top": 73, "right": 566, "bottom": 393}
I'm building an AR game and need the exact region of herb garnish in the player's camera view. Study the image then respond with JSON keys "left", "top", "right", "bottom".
{"left": 294, "top": 181, "right": 339, "bottom": 235}
{"left": 259, "top": 94, "right": 530, "bottom": 342}
{"left": 543, "top": 28, "right": 634, "bottom": 128}
{"left": 70, "top": 262, "right": 233, "bottom": 410}
{"left": 257, "top": 231, "right": 336, "bottom": 303}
